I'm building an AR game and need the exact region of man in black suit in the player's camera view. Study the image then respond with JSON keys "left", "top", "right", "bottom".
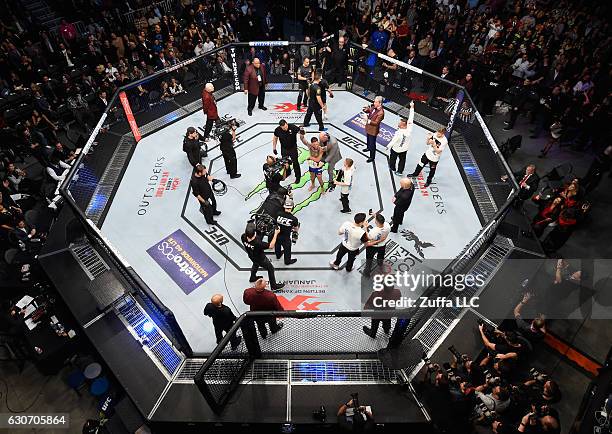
{"left": 204, "top": 294, "right": 242, "bottom": 350}
{"left": 391, "top": 178, "right": 415, "bottom": 233}
{"left": 191, "top": 164, "right": 221, "bottom": 224}
{"left": 502, "top": 163, "right": 539, "bottom": 204}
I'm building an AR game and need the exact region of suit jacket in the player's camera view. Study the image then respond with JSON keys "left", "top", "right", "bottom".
{"left": 364, "top": 106, "right": 384, "bottom": 136}
{"left": 243, "top": 287, "right": 284, "bottom": 311}
{"left": 514, "top": 169, "right": 540, "bottom": 200}
{"left": 201, "top": 90, "right": 219, "bottom": 119}
{"left": 243, "top": 64, "right": 267, "bottom": 95}
{"left": 322, "top": 135, "right": 342, "bottom": 165}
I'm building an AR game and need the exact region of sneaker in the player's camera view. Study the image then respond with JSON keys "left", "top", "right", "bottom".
{"left": 394, "top": 171, "right": 402, "bottom": 176}
{"left": 366, "top": 158, "right": 374, "bottom": 163}
{"left": 329, "top": 261, "right": 339, "bottom": 270}
{"left": 272, "top": 283, "right": 285, "bottom": 290}
{"left": 207, "top": 220, "right": 218, "bottom": 225}
{"left": 259, "top": 106, "right": 268, "bottom": 111}
{"left": 503, "top": 126, "right": 512, "bottom": 131}
{"left": 424, "top": 180, "right": 432, "bottom": 187}
{"left": 249, "top": 275, "right": 264, "bottom": 282}
{"left": 340, "top": 209, "right": 352, "bottom": 213}
{"left": 363, "top": 326, "right": 375, "bottom": 338}
{"left": 213, "top": 211, "right": 221, "bottom": 216}
{"left": 272, "top": 322, "right": 284, "bottom": 333}
{"left": 286, "top": 258, "right": 297, "bottom": 265}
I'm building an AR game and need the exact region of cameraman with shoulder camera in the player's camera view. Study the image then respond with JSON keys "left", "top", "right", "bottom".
{"left": 219, "top": 121, "right": 241, "bottom": 179}
{"left": 273, "top": 119, "right": 302, "bottom": 181}
{"left": 337, "top": 395, "right": 375, "bottom": 432}
{"left": 183, "top": 127, "right": 205, "bottom": 167}
{"left": 263, "top": 155, "right": 291, "bottom": 193}
{"left": 275, "top": 197, "right": 298, "bottom": 266}
{"left": 241, "top": 222, "right": 284, "bottom": 291}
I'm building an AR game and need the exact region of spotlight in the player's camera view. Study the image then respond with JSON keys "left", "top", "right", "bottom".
{"left": 142, "top": 321, "right": 154, "bottom": 333}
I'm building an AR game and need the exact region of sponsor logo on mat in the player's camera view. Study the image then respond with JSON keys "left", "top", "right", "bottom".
{"left": 147, "top": 229, "right": 220, "bottom": 294}
{"left": 137, "top": 156, "right": 181, "bottom": 215}
{"left": 343, "top": 114, "right": 396, "bottom": 146}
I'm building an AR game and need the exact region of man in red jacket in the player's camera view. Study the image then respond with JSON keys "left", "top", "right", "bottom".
{"left": 243, "top": 278, "right": 284, "bottom": 338}
{"left": 201, "top": 82, "right": 219, "bottom": 142}
{"left": 243, "top": 57, "right": 267, "bottom": 116}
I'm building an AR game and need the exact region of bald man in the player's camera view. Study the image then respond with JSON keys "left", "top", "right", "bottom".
{"left": 243, "top": 278, "right": 285, "bottom": 338}
{"left": 202, "top": 82, "right": 219, "bottom": 142}
{"left": 243, "top": 57, "right": 267, "bottom": 116}
{"left": 203, "top": 294, "right": 242, "bottom": 349}
{"left": 391, "top": 178, "right": 415, "bottom": 233}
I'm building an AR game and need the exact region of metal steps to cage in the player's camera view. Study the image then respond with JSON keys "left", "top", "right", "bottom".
{"left": 85, "top": 135, "right": 136, "bottom": 224}
{"left": 408, "top": 236, "right": 513, "bottom": 380}
{"left": 452, "top": 135, "right": 498, "bottom": 221}
{"left": 70, "top": 242, "right": 109, "bottom": 280}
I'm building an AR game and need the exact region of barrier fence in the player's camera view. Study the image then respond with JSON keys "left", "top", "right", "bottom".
{"left": 58, "top": 36, "right": 518, "bottom": 413}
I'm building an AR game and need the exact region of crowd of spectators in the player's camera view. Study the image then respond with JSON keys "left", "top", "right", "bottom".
{"left": 0, "top": 0, "right": 609, "bottom": 265}
{"left": 418, "top": 289, "right": 562, "bottom": 434}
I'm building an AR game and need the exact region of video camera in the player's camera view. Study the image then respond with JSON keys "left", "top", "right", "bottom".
{"left": 529, "top": 368, "right": 549, "bottom": 385}
{"left": 212, "top": 114, "right": 245, "bottom": 139}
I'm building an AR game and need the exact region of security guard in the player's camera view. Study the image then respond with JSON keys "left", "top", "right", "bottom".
{"left": 219, "top": 123, "right": 241, "bottom": 179}
{"left": 303, "top": 70, "right": 325, "bottom": 131}
{"left": 296, "top": 57, "right": 311, "bottom": 111}
{"left": 275, "top": 197, "right": 299, "bottom": 265}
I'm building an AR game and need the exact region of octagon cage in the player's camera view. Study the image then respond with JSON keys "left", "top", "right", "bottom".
{"left": 59, "top": 35, "right": 519, "bottom": 415}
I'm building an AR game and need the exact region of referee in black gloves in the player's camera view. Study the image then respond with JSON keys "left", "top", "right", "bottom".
{"left": 241, "top": 222, "right": 285, "bottom": 290}
{"left": 190, "top": 164, "right": 221, "bottom": 225}
{"left": 273, "top": 119, "right": 302, "bottom": 180}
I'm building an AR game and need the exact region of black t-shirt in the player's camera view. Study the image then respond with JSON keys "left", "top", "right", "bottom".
{"left": 276, "top": 210, "right": 298, "bottom": 237}
{"left": 191, "top": 174, "right": 213, "bottom": 201}
{"left": 273, "top": 124, "right": 300, "bottom": 152}
{"left": 297, "top": 64, "right": 311, "bottom": 83}
{"left": 219, "top": 130, "right": 234, "bottom": 153}
{"left": 241, "top": 233, "right": 269, "bottom": 263}
{"left": 319, "top": 79, "right": 329, "bottom": 103}
{"left": 308, "top": 82, "right": 322, "bottom": 108}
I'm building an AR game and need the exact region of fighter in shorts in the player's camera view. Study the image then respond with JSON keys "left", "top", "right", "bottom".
{"left": 307, "top": 136, "right": 326, "bottom": 193}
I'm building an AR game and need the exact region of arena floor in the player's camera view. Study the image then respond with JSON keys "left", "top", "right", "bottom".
{"left": 100, "top": 91, "right": 482, "bottom": 353}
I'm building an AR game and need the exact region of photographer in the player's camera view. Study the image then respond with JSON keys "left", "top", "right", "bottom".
{"left": 478, "top": 324, "right": 525, "bottom": 363}
{"left": 190, "top": 164, "right": 221, "bottom": 225}
{"left": 410, "top": 127, "right": 448, "bottom": 187}
{"left": 517, "top": 407, "right": 561, "bottom": 433}
{"left": 337, "top": 396, "right": 375, "bottom": 432}
{"left": 241, "top": 222, "right": 284, "bottom": 291}
{"left": 473, "top": 384, "right": 511, "bottom": 419}
{"left": 330, "top": 213, "right": 369, "bottom": 272}
{"left": 183, "top": 127, "right": 205, "bottom": 168}
{"left": 219, "top": 122, "right": 241, "bottom": 179}
{"left": 513, "top": 293, "right": 546, "bottom": 342}
{"left": 274, "top": 197, "right": 299, "bottom": 266}
{"left": 263, "top": 155, "right": 290, "bottom": 193}
{"left": 273, "top": 120, "right": 302, "bottom": 180}
{"left": 523, "top": 377, "right": 561, "bottom": 407}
